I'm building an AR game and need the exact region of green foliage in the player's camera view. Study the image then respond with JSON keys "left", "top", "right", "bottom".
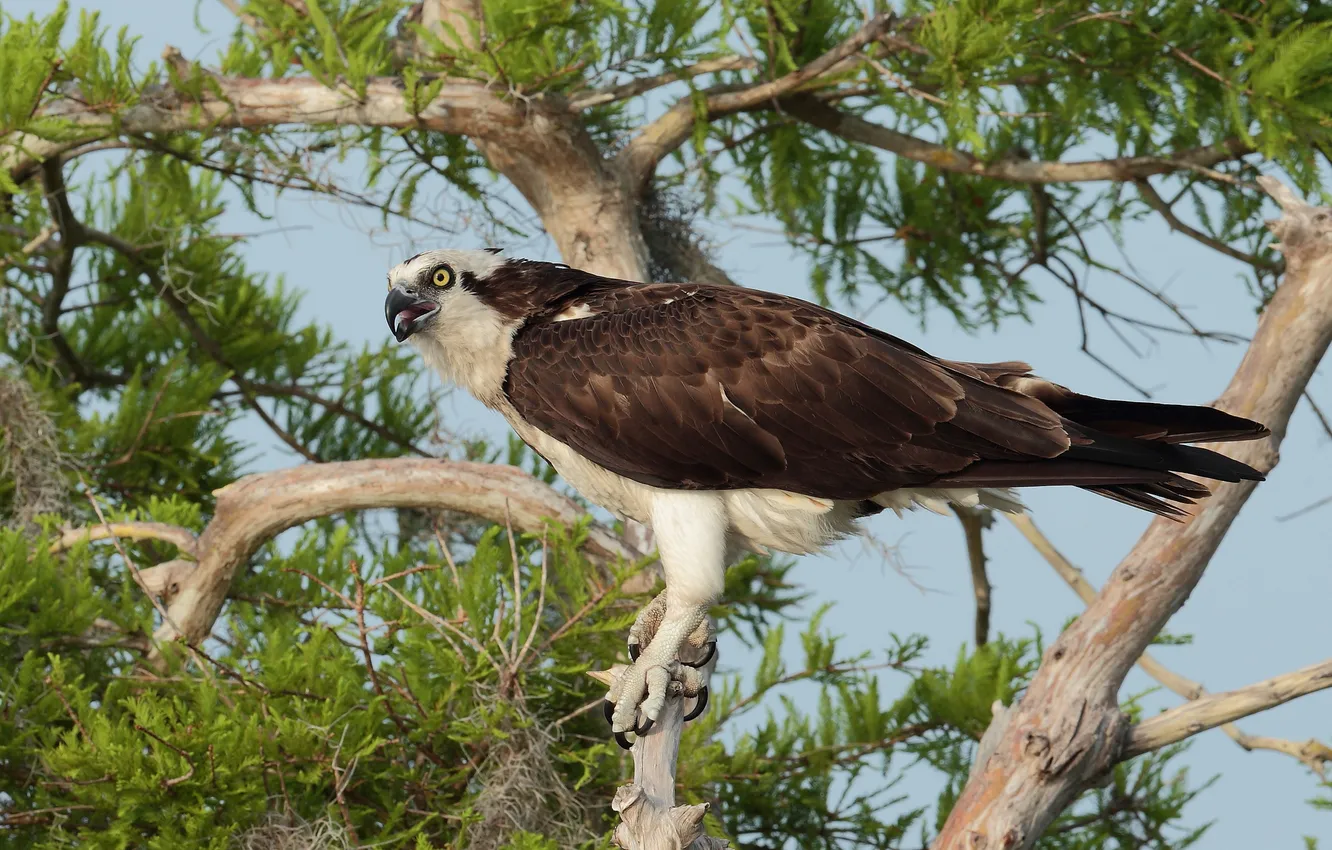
{"left": 4, "top": 0, "right": 1328, "bottom": 846}
{"left": 1, "top": 515, "right": 1213, "bottom": 846}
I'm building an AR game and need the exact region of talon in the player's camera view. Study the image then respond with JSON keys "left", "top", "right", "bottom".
{"left": 629, "top": 642, "right": 641, "bottom": 662}
{"left": 683, "top": 686, "right": 709, "bottom": 722}
{"left": 602, "top": 700, "right": 615, "bottom": 727}
{"left": 634, "top": 715, "right": 654, "bottom": 737}
{"left": 682, "top": 640, "right": 716, "bottom": 668}
{"left": 615, "top": 731, "right": 634, "bottom": 751}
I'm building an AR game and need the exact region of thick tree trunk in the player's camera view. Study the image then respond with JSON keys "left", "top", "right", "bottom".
{"left": 474, "top": 121, "right": 651, "bottom": 281}
{"left": 932, "top": 178, "right": 1332, "bottom": 849}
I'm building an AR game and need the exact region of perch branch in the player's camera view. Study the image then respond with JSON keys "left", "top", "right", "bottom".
{"left": 1125, "top": 658, "right": 1332, "bottom": 757}
{"left": 934, "top": 177, "right": 1332, "bottom": 849}
{"left": 591, "top": 640, "right": 726, "bottom": 850}
{"left": 1010, "top": 511, "right": 1332, "bottom": 778}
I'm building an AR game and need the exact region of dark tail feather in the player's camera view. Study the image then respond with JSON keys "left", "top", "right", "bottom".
{"left": 1061, "top": 431, "right": 1266, "bottom": 484}
{"left": 1037, "top": 394, "right": 1270, "bottom": 444}
{"left": 932, "top": 391, "right": 1270, "bottom": 519}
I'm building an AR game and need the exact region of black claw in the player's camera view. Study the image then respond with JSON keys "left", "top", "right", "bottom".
{"left": 634, "top": 715, "right": 655, "bottom": 737}
{"left": 683, "top": 686, "right": 710, "bottom": 722}
{"left": 602, "top": 700, "right": 615, "bottom": 727}
{"left": 614, "top": 730, "right": 633, "bottom": 751}
{"left": 628, "top": 642, "right": 642, "bottom": 662}
{"left": 682, "top": 640, "right": 717, "bottom": 668}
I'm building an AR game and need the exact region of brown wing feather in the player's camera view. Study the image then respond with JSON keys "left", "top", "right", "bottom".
{"left": 504, "top": 284, "right": 1069, "bottom": 499}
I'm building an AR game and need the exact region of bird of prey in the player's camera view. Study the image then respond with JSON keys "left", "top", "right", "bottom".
{"left": 384, "top": 249, "right": 1269, "bottom": 748}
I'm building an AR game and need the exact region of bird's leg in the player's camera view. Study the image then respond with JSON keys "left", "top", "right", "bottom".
{"left": 603, "top": 492, "right": 726, "bottom": 748}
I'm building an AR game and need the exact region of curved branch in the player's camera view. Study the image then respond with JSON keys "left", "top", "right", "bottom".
{"left": 934, "top": 178, "right": 1332, "bottom": 848}
{"left": 1126, "top": 659, "right": 1332, "bottom": 758}
{"left": 149, "top": 459, "right": 638, "bottom": 660}
{"left": 1134, "top": 178, "right": 1280, "bottom": 271}
{"left": 49, "top": 522, "right": 200, "bottom": 559}
{"left": 783, "top": 95, "right": 1252, "bottom": 185}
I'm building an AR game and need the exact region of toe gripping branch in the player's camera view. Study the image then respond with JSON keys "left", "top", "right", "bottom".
{"left": 605, "top": 642, "right": 716, "bottom": 750}
{"left": 602, "top": 592, "right": 718, "bottom": 750}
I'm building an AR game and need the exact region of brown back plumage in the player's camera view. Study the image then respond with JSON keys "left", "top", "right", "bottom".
{"left": 499, "top": 270, "right": 1269, "bottom": 517}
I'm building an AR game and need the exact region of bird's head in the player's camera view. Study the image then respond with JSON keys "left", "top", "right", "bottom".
{"left": 384, "top": 247, "right": 510, "bottom": 345}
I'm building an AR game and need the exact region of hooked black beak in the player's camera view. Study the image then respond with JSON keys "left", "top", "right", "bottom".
{"left": 385, "top": 287, "right": 440, "bottom": 343}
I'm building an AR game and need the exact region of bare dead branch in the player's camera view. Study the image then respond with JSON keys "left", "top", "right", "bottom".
{"left": 1126, "top": 659, "right": 1332, "bottom": 757}
{"left": 148, "top": 459, "right": 638, "bottom": 662}
{"left": 1009, "top": 511, "right": 1332, "bottom": 779}
{"left": 48, "top": 522, "right": 199, "bottom": 557}
{"left": 952, "top": 506, "right": 991, "bottom": 647}
{"left": 783, "top": 95, "right": 1252, "bottom": 186}
{"left": 933, "top": 178, "right": 1332, "bottom": 849}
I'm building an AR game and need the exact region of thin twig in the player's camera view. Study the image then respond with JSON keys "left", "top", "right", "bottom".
{"left": 132, "top": 723, "right": 196, "bottom": 788}
{"left": 1135, "top": 178, "right": 1280, "bottom": 272}
{"left": 952, "top": 506, "right": 992, "bottom": 647}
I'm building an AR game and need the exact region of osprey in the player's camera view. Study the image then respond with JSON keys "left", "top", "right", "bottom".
{"left": 385, "top": 249, "right": 1269, "bottom": 748}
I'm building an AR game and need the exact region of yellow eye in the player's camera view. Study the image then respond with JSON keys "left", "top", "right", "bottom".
{"left": 432, "top": 267, "right": 452, "bottom": 287}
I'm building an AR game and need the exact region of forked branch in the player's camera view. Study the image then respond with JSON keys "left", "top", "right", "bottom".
{"left": 618, "top": 11, "right": 907, "bottom": 193}
{"left": 1126, "top": 659, "right": 1332, "bottom": 757}
{"left": 934, "top": 177, "right": 1332, "bottom": 849}
{"left": 1010, "top": 511, "right": 1332, "bottom": 778}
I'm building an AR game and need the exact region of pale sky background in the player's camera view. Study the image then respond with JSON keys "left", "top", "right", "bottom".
{"left": 14, "top": 1, "right": 1331, "bottom": 846}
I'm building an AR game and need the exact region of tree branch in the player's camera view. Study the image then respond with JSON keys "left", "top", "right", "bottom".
{"left": 5, "top": 72, "right": 522, "bottom": 185}
{"left": 591, "top": 647, "right": 724, "bottom": 849}
{"left": 1008, "top": 511, "right": 1332, "bottom": 779}
{"left": 618, "top": 12, "right": 902, "bottom": 195}
{"left": 934, "top": 178, "right": 1332, "bottom": 849}
{"left": 148, "top": 459, "right": 637, "bottom": 662}
{"left": 952, "top": 505, "right": 991, "bottom": 648}
{"left": 569, "top": 56, "right": 759, "bottom": 111}
{"left": 49, "top": 521, "right": 200, "bottom": 559}
{"left": 782, "top": 95, "right": 1252, "bottom": 185}
{"left": 1125, "top": 659, "right": 1332, "bottom": 758}
{"left": 1134, "top": 178, "right": 1280, "bottom": 271}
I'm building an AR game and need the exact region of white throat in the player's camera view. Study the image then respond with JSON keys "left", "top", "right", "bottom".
{"left": 412, "top": 298, "right": 520, "bottom": 406}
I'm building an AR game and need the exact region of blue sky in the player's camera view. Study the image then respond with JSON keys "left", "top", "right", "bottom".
{"left": 12, "top": 1, "right": 1331, "bottom": 845}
